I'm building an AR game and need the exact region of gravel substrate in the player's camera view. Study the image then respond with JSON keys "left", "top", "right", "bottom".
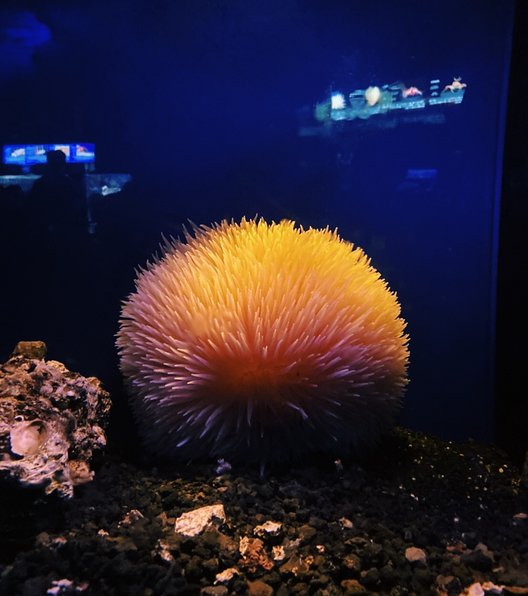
{"left": 1, "top": 427, "right": 527, "bottom": 595}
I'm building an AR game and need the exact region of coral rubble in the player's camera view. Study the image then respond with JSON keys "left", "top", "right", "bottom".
{"left": 0, "top": 341, "right": 111, "bottom": 498}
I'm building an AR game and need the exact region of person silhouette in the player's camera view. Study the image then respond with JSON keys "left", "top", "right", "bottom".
{"left": 24, "top": 149, "right": 88, "bottom": 356}
{"left": 28, "top": 149, "right": 85, "bottom": 236}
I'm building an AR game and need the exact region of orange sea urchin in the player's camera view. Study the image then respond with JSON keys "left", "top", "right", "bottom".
{"left": 117, "top": 218, "right": 409, "bottom": 463}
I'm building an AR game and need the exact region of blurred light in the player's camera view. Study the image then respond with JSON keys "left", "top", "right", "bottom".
{"left": 0, "top": 10, "right": 51, "bottom": 79}
{"left": 331, "top": 93, "right": 345, "bottom": 110}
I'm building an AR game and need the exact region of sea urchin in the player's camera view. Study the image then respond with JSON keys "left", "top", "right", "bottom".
{"left": 117, "top": 218, "right": 409, "bottom": 463}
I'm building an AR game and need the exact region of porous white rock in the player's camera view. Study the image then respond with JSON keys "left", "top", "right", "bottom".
{"left": 174, "top": 504, "right": 226, "bottom": 537}
{"left": 0, "top": 342, "right": 111, "bottom": 498}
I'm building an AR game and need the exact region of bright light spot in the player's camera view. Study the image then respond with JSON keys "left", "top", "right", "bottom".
{"left": 331, "top": 93, "right": 345, "bottom": 110}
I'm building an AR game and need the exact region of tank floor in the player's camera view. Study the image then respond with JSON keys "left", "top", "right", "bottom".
{"left": 1, "top": 427, "right": 527, "bottom": 595}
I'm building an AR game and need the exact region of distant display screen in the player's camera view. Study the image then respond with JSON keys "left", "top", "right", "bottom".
{"left": 315, "top": 77, "right": 467, "bottom": 126}
{"left": 3, "top": 143, "right": 95, "bottom": 165}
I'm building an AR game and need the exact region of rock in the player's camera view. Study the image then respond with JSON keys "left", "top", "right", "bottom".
{"left": 479, "top": 581, "right": 503, "bottom": 594}
{"left": 360, "top": 567, "right": 380, "bottom": 587}
{"left": 298, "top": 524, "right": 317, "bottom": 542}
{"left": 201, "top": 587, "right": 228, "bottom": 596}
{"left": 155, "top": 539, "right": 175, "bottom": 563}
{"left": 239, "top": 536, "right": 274, "bottom": 572}
{"left": 254, "top": 520, "right": 283, "bottom": 538}
{"left": 0, "top": 342, "right": 111, "bottom": 498}
{"left": 279, "top": 555, "right": 310, "bottom": 578}
{"left": 436, "top": 575, "right": 463, "bottom": 596}
{"left": 461, "top": 544, "right": 494, "bottom": 571}
{"left": 405, "top": 546, "right": 427, "bottom": 565}
{"left": 46, "top": 578, "right": 89, "bottom": 594}
{"left": 379, "top": 563, "right": 396, "bottom": 583}
{"left": 340, "top": 578, "right": 367, "bottom": 594}
{"left": 502, "top": 587, "right": 528, "bottom": 594}
{"left": 342, "top": 553, "right": 361, "bottom": 572}
{"left": 339, "top": 517, "right": 354, "bottom": 529}
{"left": 217, "top": 532, "right": 239, "bottom": 562}
{"left": 118, "top": 509, "right": 145, "bottom": 527}
{"left": 247, "top": 579, "right": 274, "bottom": 596}
{"left": 174, "top": 504, "right": 226, "bottom": 537}
{"left": 11, "top": 341, "right": 47, "bottom": 360}
{"left": 464, "top": 583, "right": 486, "bottom": 596}
{"left": 214, "top": 567, "right": 239, "bottom": 584}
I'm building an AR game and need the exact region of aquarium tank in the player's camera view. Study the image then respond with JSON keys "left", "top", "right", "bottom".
{"left": 1, "top": 1, "right": 527, "bottom": 593}
{"left": 0, "top": 0, "right": 516, "bottom": 447}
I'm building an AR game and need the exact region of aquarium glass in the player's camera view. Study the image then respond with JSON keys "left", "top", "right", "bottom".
{"left": 0, "top": 0, "right": 515, "bottom": 445}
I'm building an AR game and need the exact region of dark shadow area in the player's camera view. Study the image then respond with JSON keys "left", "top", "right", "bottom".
{"left": 495, "top": 0, "right": 528, "bottom": 466}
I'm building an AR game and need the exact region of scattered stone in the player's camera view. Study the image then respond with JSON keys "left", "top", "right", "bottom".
{"left": 463, "top": 582, "right": 503, "bottom": 596}
{"left": 200, "top": 586, "right": 228, "bottom": 596}
{"left": 239, "top": 536, "right": 274, "bottom": 572}
{"left": 254, "top": 520, "right": 282, "bottom": 538}
{"left": 214, "top": 567, "right": 239, "bottom": 584}
{"left": 46, "top": 578, "right": 89, "bottom": 594}
{"left": 339, "top": 517, "right": 354, "bottom": 529}
{"left": 360, "top": 567, "right": 380, "bottom": 587}
{"left": 480, "top": 582, "right": 504, "bottom": 594}
{"left": 461, "top": 543, "right": 494, "bottom": 571}
{"left": 298, "top": 523, "right": 317, "bottom": 542}
{"left": 118, "top": 509, "right": 144, "bottom": 527}
{"left": 154, "top": 539, "right": 175, "bottom": 563}
{"left": 174, "top": 504, "right": 226, "bottom": 537}
{"left": 217, "top": 532, "right": 239, "bottom": 560}
{"left": 340, "top": 578, "right": 367, "bottom": 594}
{"left": 0, "top": 427, "right": 527, "bottom": 594}
{"left": 0, "top": 342, "right": 111, "bottom": 497}
{"left": 342, "top": 553, "right": 361, "bottom": 572}
{"left": 436, "top": 572, "right": 463, "bottom": 594}
{"left": 281, "top": 536, "right": 302, "bottom": 558}
{"left": 247, "top": 579, "right": 274, "bottom": 596}
{"left": 11, "top": 341, "right": 47, "bottom": 360}
{"left": 405, "top": 546, "right": 427, "bottom": 565}
{"left": 279, "top": 554, "right": 310, "bottom": 578}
